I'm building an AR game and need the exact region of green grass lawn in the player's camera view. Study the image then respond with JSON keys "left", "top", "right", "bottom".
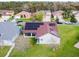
{"left": 17, "top": 18, "right": 32, "bottom": 22}
{"left": 0, "top": 46, "right": 10, "bottom": 57}
{"left": 10, "top": 45, "right": 53, "bottom": 57}
{"left": 55, "top": 24, "right": 79, "bottom": 57}
{"left": 10, "top": 24, "right": 79, "bottom": 57}
{"left": 64, "top": 18, "right": 71, "bottom": 21}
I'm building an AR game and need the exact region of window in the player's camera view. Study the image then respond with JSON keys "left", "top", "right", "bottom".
{"left": 24, "top": 15, "right": 26, "bottom": 18}
{"left": 25, "top": 33, "right": 31, "bottom": 36}
{"left": 41, "top": 39, "right": 43, "bottom": 41}
{"left": 21, "top": 15, "right": 23, "bottom": 18}
{"left": 0, "top": 34, "right": 1, "bottom": 37}
{"left": 32, "top": 33, "right": 36, "bottom": 36}
{"left": 25, "top": 32, "right": 36, "bottom": 36}
{"left": 49, "top": 23, "right": 55, "bottom": 26}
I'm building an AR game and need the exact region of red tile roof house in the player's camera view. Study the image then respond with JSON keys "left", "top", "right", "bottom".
{"left": 22, "top": 22, "right": 60, "bottom": 45}
{"left": 0, "top": 10, "right": 14, "bottom": 22}
{"left": 14, "top": 11, "right": 32, "bottom": 19}
{"left": 52, "top": 11, "right": 65, "bottom": 23}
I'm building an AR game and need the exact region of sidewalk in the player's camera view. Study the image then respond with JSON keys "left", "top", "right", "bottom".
{"left": 5, "top": 43, "right": 15, "bottom": 57}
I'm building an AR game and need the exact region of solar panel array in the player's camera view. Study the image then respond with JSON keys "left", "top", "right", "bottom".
{"left": 25, "top": 23, "right": 43, "bottom": 30}
{"left": 49, "top": 23, "right": 55, "bottom": 26}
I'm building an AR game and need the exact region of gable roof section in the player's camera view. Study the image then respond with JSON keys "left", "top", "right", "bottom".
{"left": 52, "top": 11, "right": 63, "bottom": 16}
{"left": 15, "top": 11, "right": 31, "bottom": 16}
{"left": 0, "top": 10, "right": 14, "bottom": 16}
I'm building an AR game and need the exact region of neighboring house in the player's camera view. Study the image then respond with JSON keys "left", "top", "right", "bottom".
{"left": 73, "top": 11, "right": 79, "bottom": 23}
{"left": 0, "top": 22, "right": 20, "bottom": 46}
{"left": 52, "top": 11, "right": 65, "bottom": 23}
{"left": 23, "top": 22, "right": 60, "bottom": 44}
{"left": 43, "top": 10, "right": 51, "bottom": 22}
{"left": 0, "top": 10, "right": 14, "bottom": 22}
{"left": 14, "top": 11, "right": 31, "bottom": 19}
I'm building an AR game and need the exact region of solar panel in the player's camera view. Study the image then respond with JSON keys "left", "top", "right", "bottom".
{"left": 49, "top": 23, "right": 55, "bottom": 26}
{"left": 25, "top": 22, "right": 44, "bottom": 30}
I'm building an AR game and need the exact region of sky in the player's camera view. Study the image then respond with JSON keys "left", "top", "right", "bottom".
{"left": 0, "top": 0, "right": 79, "bottom": 2}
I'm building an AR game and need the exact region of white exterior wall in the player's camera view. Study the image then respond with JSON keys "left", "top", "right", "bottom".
{"left": 37, "top": 33, "right": 60, "bottom": 44}
{"left": 75, "top": 16, "right": 79, "bottom": 22}
{"left": 43, "top": 11, "right": 51, "bottom": 22}
{"left": 58, "top": 16, "right": 65, "bottom": 23}
{"left": 14, "top": 16, "right": 20, "bottom": 19}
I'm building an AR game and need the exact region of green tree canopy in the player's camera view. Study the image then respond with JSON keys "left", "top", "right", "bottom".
{"left": 70, "top": 15, "right": 77, "bottom": 23}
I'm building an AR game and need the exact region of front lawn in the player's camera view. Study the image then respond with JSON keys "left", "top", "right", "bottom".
{"left": 0, "top": 46, "right": 10, "bottom": 57}
{"left": 10, "top": 24, "right": 79, "bottom": 57}
{"left": 10, "top": 45, "right": 53, "bottom": 57}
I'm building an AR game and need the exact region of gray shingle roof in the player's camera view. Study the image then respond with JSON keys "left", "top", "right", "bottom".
{"left": 0, "top": 22, "right": 20, "bottom": 41}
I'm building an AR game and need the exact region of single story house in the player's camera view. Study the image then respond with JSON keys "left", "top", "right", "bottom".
{"left": 22, "top": 22, "right": 60, "bottom": 44}
{"left": 0, "top": 22, "right": 20, "bottom": 46}
{"left": 52, "top": 11, "right": 65, "bottom": 23}
{"left": 14, "top": 11, "right": 32, "bottom": 19}
{"left": 43, "top": 10, "right": 51, "bottom": 22}
{"left": 0, "top": 10, "right": 14, "bottom": 22}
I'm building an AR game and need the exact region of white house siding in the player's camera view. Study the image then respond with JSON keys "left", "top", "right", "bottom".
{"left": 54, "top": 15, "right": 65, "bottom": 23}
{"left": 43, "top": 11, "right": 51, "bottom": 22}
{"left": 58, "top": 16, "right": 65, "bottom": 23}
{"left": 14, "top": 16, "right": 20, "bottom": 19}
{"left": 75, "top": 16, "right": 79, "bottom": 23}
{"left": 37, "top": 33, "right": 60, "bottom": 44}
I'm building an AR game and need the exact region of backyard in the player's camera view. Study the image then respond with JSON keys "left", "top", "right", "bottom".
{"left": 9, "top": 24, "right": 79, "bottom": 57}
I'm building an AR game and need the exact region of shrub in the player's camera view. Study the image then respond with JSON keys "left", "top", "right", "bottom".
{"left": 30, "top": 37, "right": 37, "bottom": 46}
{"left": 8, "top": 16, "right": 14, "bottom": 21}
{"left": 70, "top": 15, "right": 77, "bottom": 23}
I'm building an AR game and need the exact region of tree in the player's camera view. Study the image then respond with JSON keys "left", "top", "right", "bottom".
{"left": 63, "top": 8, "right": 72, "bottom": 19}
{"left": 70, "top": 15, "right": 77, "bottom": 23}
{"left": 33, "top": 11, "right": 43, "bottom": 21}
{"left": 55, "top": 17, "right": 59, "bottom": 23}
{"left": 30, "top": 37, "right": 37, "bottom": 46}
